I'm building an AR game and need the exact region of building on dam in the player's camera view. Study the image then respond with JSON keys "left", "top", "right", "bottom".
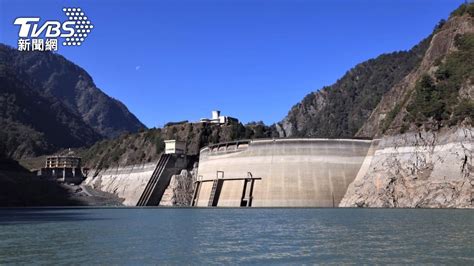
{"left": 191, "top": 138, "right": 377, "bottom": 207}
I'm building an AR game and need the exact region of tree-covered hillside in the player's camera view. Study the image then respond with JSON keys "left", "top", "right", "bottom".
{"left": 0, "top": 44, "right": 146, "bottom": 159}
{"left": 277, "top": 37, "right": 431, "bottom": 138}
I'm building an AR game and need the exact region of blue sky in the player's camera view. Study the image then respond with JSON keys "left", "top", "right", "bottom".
{"left": 0, "top": 0, "right": 464, "bottom": 128}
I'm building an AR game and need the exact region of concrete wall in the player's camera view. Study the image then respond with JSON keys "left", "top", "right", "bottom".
{"left": 84, "top": 155, "right": 188, "bottom": 206}
{"left": 84, "top": 162, "right": 157, "bottom": 206}
{"left": 194, "top": 139, "right": 374, "bottom": 207}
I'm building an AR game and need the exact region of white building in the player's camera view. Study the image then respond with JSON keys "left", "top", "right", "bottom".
{"left": 200, "top": 110, "right": 238, "bottom": 124}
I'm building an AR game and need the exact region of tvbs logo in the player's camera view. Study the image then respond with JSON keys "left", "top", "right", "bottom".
{"left": 14, "top": 7, "right": 94, "bottom": 52}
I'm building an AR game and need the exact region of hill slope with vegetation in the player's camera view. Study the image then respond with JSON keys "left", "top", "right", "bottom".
{"left": 0, "top": 63, "right": 102, "bottom": 159}
{"left": 279, "top": 4, "right": 473, "bottom": 139}
{"left": 358, "top": 5, "right": 474, "bottom": 137}
{"left": 276, "top": 37, "right": 431, "bottom": 138}
{"left": 0, "top": 44, "right": 146, "bottom": 159}
{"left": 80, "top": 121, "right": 277, "bottom": 169}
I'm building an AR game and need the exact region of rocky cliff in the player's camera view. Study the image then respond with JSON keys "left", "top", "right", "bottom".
{"left": 340, "top": 127, "right": 472, "bottom": 208}
{"left": 160, "top": 167, "right": 197, "bottom": 206}
{"left": 357, "top": 13, "right": 474, "bottom": 138}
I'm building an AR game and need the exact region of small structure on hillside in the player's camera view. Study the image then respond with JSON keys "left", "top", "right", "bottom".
{"left": 164, "top": 140, "right": 187, "bottom": 155}
{"left": 45, "top": 154, "right": 81, "bottom": 168}
{"left": 37, "top": 149, "right": 85, "bottom": 184}
{"left": 199, "top": 110, "right": 238, "bottom": 125}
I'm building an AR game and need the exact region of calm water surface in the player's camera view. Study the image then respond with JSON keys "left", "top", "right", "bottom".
{"left": 0, "top": 208, "right": 473, "bottom": 264}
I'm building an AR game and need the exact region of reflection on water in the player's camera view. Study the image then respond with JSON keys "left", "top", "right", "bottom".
{"left": 0, "top": 208, "right": 109, "bottom": 225}
{"left": 0, "top": 208, "right": 473, "bottom": 264}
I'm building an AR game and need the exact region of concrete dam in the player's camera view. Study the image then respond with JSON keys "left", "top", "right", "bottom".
{"left": 192, "top": 138, "right": 377, "bottom": 207}
{"left": 85, "top": 138, "right": 377, "bottom": 207}
{"left": 84, "top": 154, "right": 189, "bottom": 206}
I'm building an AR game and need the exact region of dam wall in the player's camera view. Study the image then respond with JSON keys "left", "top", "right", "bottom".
{"left": 84, "top": 155, "right": 188, "bottom": 206}
{"left": 193, "top": 138, "right": 375, "bottom": 207}
{"left": 84, "top": 162, "right": 157, "bottom": 206}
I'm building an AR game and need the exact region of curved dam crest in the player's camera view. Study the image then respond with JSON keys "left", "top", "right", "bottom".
{"left": 83, "top": 138, "right": 377, "bottom": 207}
{"left": 193, "top": 138, "right": 377, "bottom": 207}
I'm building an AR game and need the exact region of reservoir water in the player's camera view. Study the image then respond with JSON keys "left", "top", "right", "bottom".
{"left": 0, "top": 208, "right": 473, "bottom": 264}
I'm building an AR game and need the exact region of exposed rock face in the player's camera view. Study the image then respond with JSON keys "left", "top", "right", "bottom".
{"left": 84, "top": 162, "right": 157, "bottom": 206}
{"left": 160, "top": 166, "right": 197, "bottom": 206}
{"left": 340, "top": 127, "right": 473, "bottom": 208}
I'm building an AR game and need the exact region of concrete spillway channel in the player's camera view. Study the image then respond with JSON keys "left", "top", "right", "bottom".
{"left": 136, "top": 154, "right": 187, "bottom": 206}
{"left": 136, "top": 154, "right": 172, "bottom": 206}
{"left": 192, "top": 138, "right": 377, "bottom": 207}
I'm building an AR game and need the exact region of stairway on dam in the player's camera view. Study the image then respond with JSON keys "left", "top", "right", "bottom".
{"left": 208, "top": 179, "right": 223, "bottom": 206}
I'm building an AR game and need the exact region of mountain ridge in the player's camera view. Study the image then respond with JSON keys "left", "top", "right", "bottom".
{"left": 357, "top": 12, "right": 474, "bottom": 137}
{"left": 276, "top": 37, "right": 431, "bottom": 138}
{"left": 1, "top": 44, "right": 146, "bottom": 138}
{"left": 0, "top": 44, "right": 146, "bottom": 159}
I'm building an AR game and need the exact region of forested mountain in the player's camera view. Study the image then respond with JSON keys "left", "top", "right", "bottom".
{"left": 0, "top": 44, "right": 145, "bottom": 159}
{"left": 276, "top": 37, "right": 431, "bottom": 138}
{"left": 278, "top": 4, "right": 473, "bottom": 139}
{"left": 358, "top": 6, "right": 474, "bottom": 137}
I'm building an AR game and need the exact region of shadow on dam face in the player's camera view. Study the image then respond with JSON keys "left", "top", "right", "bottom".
{"left": 193, "top": 139, "right": 375, "bottom": 207}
